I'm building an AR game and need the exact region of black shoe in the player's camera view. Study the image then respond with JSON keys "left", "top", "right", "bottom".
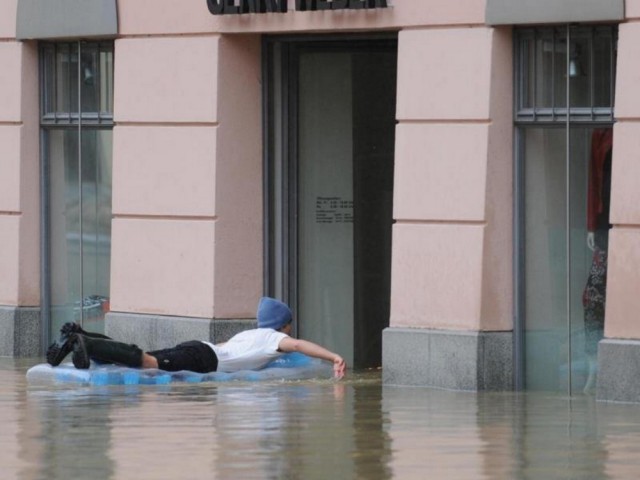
{"left": 60, "top": 322, "right": 85, "bottom": 336}
{"left": 72, "top": 334, "right": 91, "bottom": 369}
{"left": 46, "top": 331, "right": 78, "bottom": 367}
{"left": 61, "top": 321, "right": 112, "bottom": 340}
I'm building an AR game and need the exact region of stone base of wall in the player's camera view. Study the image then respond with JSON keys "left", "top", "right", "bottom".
{"left": 0, "top": 306, "right": 41, "bottom": 357}
{"left": 597, "top": 339, "right": 640, "bottom": 403}
{"left": 106, "top": 312, "right": 256, "bottom": 351}
{"left": 382, "top": 327, "right": 513, "bottom": 391}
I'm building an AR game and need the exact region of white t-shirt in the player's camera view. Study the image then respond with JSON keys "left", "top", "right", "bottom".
{"left": 202, "top": 328, "right": 289, "bottom": 373}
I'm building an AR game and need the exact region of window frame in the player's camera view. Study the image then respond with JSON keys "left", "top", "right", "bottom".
{"left": 513, "top": 24, "right": 617, "bottom": 392}
{"left": 514, "top": 25, "right": 617, "bottom": 125}
{"left": 39, "top": 40, "right": 114, "bottom": 347}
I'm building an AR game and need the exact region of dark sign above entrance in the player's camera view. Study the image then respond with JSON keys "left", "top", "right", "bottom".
{"left": 207, "top": 0, "right": 389, "bottom": 15}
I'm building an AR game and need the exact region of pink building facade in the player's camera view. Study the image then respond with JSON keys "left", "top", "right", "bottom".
{"left": 0, "top": 0, "right": 638, "bottom": 401}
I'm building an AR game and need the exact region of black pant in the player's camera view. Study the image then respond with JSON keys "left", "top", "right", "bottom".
{"left": 148, "top": 341, "right": 218, "bottom": 373}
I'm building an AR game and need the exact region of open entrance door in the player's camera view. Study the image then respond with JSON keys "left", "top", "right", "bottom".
{"left": 265, "top": 37, "right": 397, "bottom": 368}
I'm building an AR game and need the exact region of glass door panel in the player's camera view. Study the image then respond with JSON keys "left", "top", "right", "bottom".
{"left": 568, "top": 128, "right": 594, "bottom": 393}
{"left": 574, "top": 127, "right": 613, "bottom": 392}
{"left": 523, "top": 128, "right": 568, "bottom": 391}
{"left": 48, "top": 129, "right": 112, "bottom": 335}
{"left": 80, "top": 130, "right": 113, "bottom": 333}
{"left": 523, "top": 126, "right": 611, "bottom": 392}
{"left": 49, "top": 129, "right": 82, "bottom": 333}
{"left": 297, "top": 51, "right": 355, "bottom": 365}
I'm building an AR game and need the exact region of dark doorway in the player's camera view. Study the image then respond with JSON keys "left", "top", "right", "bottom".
{"left": 265, "top": 36, "right": 397, "bottom": 368}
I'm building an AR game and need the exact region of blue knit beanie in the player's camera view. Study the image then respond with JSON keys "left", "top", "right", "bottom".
{"left": 257, "top": 297, "right": 292, "bottom": 330}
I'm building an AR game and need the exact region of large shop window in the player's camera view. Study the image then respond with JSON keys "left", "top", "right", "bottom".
{"left": 40, "top": 42, "right": 114, "bottom": 342}
{"left": 514, "top": 26, "right": 616, "bottom": 394}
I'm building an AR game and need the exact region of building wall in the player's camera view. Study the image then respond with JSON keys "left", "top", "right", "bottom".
{"left": 2, "top": 0, "right": 640, "bottom": 399}
{"left": 109, "top": 12, "right": 263, "bottom": 343}
{"left": 382, "top": 15, "right": 513, "bottom": 389}
{"left": 595, "top": 4, "right": 640, "bottom": 402}
{"left": 110, "top": 35, "right": 266, "bottom": 321}
{"left": 111, "top": 36, "right": 220, "bottom": 319}
{"left": 117, "top": 0, "right": 484, "bottom": 35}
{"left": 391, "top": 26, "right": 512, "bottom": 332}
{"left": 0, "top": 0, "right": 40, "bottom": 356}
{"left": 0, "top": 0, "right": 513, "bottom": 364}
{"left": 0, "top": 0, "right": 38, "bottom": 307}
{"left": 109, "top": 0, "right": 504, "bottom": 342}
{"left": 605, "top": 17, "right": 640, "bottom": 340}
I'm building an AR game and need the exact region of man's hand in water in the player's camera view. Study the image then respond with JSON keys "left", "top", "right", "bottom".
{"left": 333, "top": 356, "right": 346, "bottom": 379}
{"left": 278, "top": 337, "right": 347, "bottom": 379}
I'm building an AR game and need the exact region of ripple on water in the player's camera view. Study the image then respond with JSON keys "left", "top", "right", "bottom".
{"left": 2, "top": 360, "right": 640, "bottom": 479}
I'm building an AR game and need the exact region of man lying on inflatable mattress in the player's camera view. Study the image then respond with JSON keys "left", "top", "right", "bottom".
{"left": 46, "top": 297, "right": 347, "bottom": 379}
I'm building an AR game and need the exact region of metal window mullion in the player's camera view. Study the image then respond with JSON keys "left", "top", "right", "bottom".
{"left": 533, "top": 29, "right": 538, "bottom": 122}
{"left": 283, "top": 44, "right": 291, "bottom": 307}
{"left": 513, "top": 32, "right": 525, "bottom": 390}
{"left": 514, "top": 35, "right": 526, "bottom": 389}
{"left": 53, "top": 44, "right": 57, "bottom": 121}
{"left": 108, "top": 47, "right": 114, "bottom": 117}
{"left": 565, "top": 24, "right": 573, "bottom": 396}
{"left": 40, "top": 129, "right": 51, "bottom": 352}
{"left": 77, "top": 40, "right": 84, "bottom": 326}
{"left": 517, "top": 40, "right": 522, "bottom": 112}
{"left": 552, "top": 28, "right": 557, "bottom": 121}
{"left": 262, "top": 39, "right": 272, "bottom": 296}
{"left": 41, "top": 45, "right": 48, "bottom": 122}
{"left": 514, "top": 127, "right": 526, "bottom": 391}
{"left": 95, "top": 45, "right": 100, "bottom": 120}
{"left": 589, "top": 27, "right": 595, "bottom": 120}
{"left": 517, "top": 32, "right": 533, "bottom": 115}
{"left": 53, "top": 43, "right": 59, "bottom": 124}
{"left": 516, "top": 39, "right": 523, "bottom": 113}
{"left": 68, "top": 44, "right": 73, "bottom": 121}
{"left": 611, "top": 27, "right": 616, "bottom": 111}
{"left": 288, "top": 44, "right": 299, "bottom": 335}
{"left": 94, "top": 128, "right": 100, "bottom": 291}
{"left": 104, "top": 45, "right": 109, "bottom": 117}
{"left": 39, "top": 46, "right": 49, "bottom": 350}
{"left": 96, "top": 44, "right": 102, "bottom": 122}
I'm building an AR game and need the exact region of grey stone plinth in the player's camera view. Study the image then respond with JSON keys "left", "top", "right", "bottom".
{"left": 106, "top": 312, "right": 256, "bottom": 351}
{"left": 597, "top": 339, "right": 640, "bottom": 403}
{"left": 211, "top": 319, "right": 257, "bottom": 342}
{"left": 382, "top": 327, "right": 513, "bottom": 391}
{"left": 0, "top": 306, "right": 41, "bottom": 357}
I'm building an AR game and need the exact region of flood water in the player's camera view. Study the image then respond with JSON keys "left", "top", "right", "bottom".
{"left": 3, "top": 358, "right": 640, "bottom": 479}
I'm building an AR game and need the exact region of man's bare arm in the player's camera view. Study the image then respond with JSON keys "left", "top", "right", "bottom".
{"left": 278, "top": 337, "right": 346, "bottom": 379}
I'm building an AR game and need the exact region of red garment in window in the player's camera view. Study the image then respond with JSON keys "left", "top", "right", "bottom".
{"left": 587, "top": 128, "right": 613, "bottom": 232}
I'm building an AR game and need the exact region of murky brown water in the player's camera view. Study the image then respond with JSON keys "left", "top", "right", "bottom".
{"left": 3, "top": 358, "right": 640, "bottom": 479}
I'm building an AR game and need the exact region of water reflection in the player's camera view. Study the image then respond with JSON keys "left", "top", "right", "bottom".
{"left": 3, "top": 359, "right": 640, "bottom": 479}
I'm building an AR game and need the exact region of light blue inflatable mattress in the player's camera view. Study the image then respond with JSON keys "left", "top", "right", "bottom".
{"left": 26, "top": 352, "right": 334, "bottom": 386}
